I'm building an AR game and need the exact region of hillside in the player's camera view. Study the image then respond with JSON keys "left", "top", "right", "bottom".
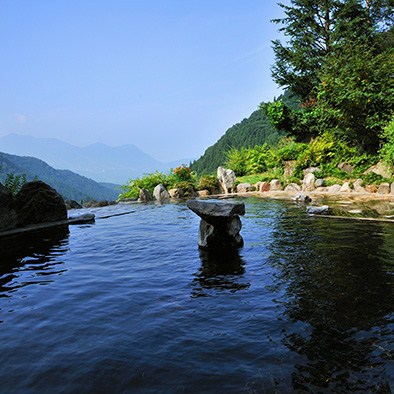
{"left": 0, "top": 152, "right": 119, "bottom": 201}
{"left": 190, "top": 107, "right": 281, "bottom": 174}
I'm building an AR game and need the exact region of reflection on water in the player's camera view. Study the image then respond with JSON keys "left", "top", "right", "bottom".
{"left": 0, "top": 226, "right": 69, "bottom": 297}
{"left": 192, "top": 248, "right": 250, "bottom": 297}
{"left": 269, "top": 209, "right": 394, "bottom": 392}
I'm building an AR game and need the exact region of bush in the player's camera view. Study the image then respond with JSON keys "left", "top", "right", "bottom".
{"left": 119, "top": 171, "right": 169, "bottom": 200}
{"left": 4, "top": 173, "right": 27, "bottom": 195}
{"left": 197, "top": 175, "right": 219, "bottom": 193}
{"left": 380, "top": 117, "right": 394, "bottom": 166}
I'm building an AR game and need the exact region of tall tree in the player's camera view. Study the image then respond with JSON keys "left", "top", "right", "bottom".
{"left": 271, "top": 0, "right": 339, "bottom": 102}
{"left": 268, "top": 0, "right": 394, "bottom": 150}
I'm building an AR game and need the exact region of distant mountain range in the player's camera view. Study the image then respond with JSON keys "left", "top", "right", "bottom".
{"left": 0, "top": 134, "right": 192, "bottom": 184}
{"left": 0, "top": 151, "right": 119, "bottom": 201}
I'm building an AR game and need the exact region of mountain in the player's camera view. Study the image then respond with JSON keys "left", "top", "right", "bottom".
{"left": 0, "top": 135, "right": 190, "bottom": 184}
{"left": 0, "top": 151, "right": 119, "bottom": 201}
{"left": 190, "top": 107, "right": 282, "bottom": 174}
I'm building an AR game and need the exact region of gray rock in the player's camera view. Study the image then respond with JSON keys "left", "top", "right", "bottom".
{"left": 338, "top": 162, "right": 355, "bottom": 174}
{"left": 302, "top": 173, "right": 315, "bottom": 192}
{"left": 153, "top": 184, "right": 170, "bottom": 201}
{"left": 15, "top": 181, "right": 67, "bottom": 227}
{"left": 284, "top": 183, "right": 301, "bottom": 192}
{"left": 0, "top": 183, "right": 18, "bottom": 231}
{"left": 237, "top": 183, "right": 251, "bottom": 193}
{"left": 353, "top": 179, "right": 366, "bottom": 193}
{"left": 364, "top": 161, "right": 392, "bottom": 179}
{"left": 270, "top": 179, "right": 283, "bottom": 191}
{"left": 303, "top": 167, "right": 319, "bottom": 175}
{"left": 217, "top": 166, "right": 236, "bottom": 194}
{"left": 168, "top": 188, "right": 183, "bottom": 199}
{"left": 139, "top": 188, "right": 153, "bottom": 202}
{"left": 294, "top": 194, "right": 312, "bottom": 203}
{"left": 340, "top": 182, "right": 352, "bottom": 193}
{"left": 306, "top": 205, "right": 331, "bottom": 215}
{"left": 378, "top": 182, "right": 390, "bottom": 194}
{"left": 187, "top": 200, "right": 245, "bottom": 249}
{"left": 327, "top": 184, "right": 341, "bottom": 194}
{"left": 65, "top": 199, "right": 83, "bottom": 209}
{"left": 314, "top": 178, "right": 325, "bottom": 188}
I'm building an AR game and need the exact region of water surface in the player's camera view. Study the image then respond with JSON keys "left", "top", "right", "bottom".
{"left": 0, "top": 198, "right": 392, "bottom": 393}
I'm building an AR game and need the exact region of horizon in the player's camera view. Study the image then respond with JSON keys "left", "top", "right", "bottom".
{"left": 0, "top": 1, "right": 288, "bottom": 162}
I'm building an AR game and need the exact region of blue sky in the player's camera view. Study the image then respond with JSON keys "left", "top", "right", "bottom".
{"left": 0, "top": 0, "right": 288, "bottom": 162}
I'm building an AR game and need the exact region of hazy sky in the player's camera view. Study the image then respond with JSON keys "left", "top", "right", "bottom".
{"left": 0, "top": 0, "right": 287, "bottom": 162}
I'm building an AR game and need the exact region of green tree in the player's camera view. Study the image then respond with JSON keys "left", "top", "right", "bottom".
{"left": 268, "top": 0, "right": 394, "bottom": 151}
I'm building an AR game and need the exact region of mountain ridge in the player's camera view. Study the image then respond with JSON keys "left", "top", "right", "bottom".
{"left": 0, "top": 151, "right": 120, "bottom": 201}
{"left": 0, "top": 134, "right": 192, "bottom": 184}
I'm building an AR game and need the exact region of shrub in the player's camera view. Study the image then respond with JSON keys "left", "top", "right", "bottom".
{"left": 173, "top": 165, "right": 192, "bottom": 182}
{"left": 4, "top": 173, "right": 27, "bottom": 195}
{"left": 197, "top": 175, "right": 219, "bottom": 193}
{"left": 119, "top": 171, "right": 169, "bottom": 200}
{"left": 380, "top": 117, "right": 394, "bottom": 166}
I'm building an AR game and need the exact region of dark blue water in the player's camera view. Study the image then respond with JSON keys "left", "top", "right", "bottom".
{"left": 0, "top": 198, "right": 393, "bottom": 393}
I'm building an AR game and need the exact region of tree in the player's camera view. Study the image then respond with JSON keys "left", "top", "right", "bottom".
{"left": 271, "top": 0, "right": 340, "bottom": 102}
{"left": 267, "top": 0, "right": 394, "bottom": 151}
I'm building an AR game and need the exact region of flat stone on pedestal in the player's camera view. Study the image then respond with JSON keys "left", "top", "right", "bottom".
{"left": 187, "top": 200, "right": 245, "bottom": 249}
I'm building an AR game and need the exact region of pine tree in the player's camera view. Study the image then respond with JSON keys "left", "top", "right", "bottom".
{"left": 271, "top": 0, "right": 340, "bottom": 102}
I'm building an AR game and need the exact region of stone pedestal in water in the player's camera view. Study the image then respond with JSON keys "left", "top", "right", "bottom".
{"left": 187, "top": 200, "right": 245, "bottom": 249}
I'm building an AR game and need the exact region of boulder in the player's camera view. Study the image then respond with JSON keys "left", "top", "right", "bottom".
{"left": 237, "top": 183, "right": 251, "bottom": 193}
{"left": 303, "top": 167, "right": 319, "bottom": 175}
{"left": 306, "top": 205, "right": 331, "bottom": 215}
{"left": 284, "top": 183, "right": 301, "bottom": 192}
{"left": 377, "top": 182, "right": 390, "bottom": 194}
{"left": 187, "top": 200, "right": 245, "bottom": 249}
{"left": 340, "top": 182, "right": 352, "bottom": 193}
{"left": 139, "top": 188, "right": 153, "bottom": 202}
{"left": 314, "top": 178, "right": 325, "bottom": 188}
{"left": 169, "top": 188, "right": 183, "bottom": 199}
{"left": 197, "top": 190, "right": 210, "bottom": 197}
{"left": 153, "top": 184, "right": 170, "bottom": 201}
{"left": 65, "top": 199, "right": 83, "bottom": 209}
{"left": 353, "top": 179, "right": 366, "bottom": 193}
{"left": 302, "top": 173, "right": 315, "bottom": 192}
{"left": 338, "top": 163, "right": 355, "bottom": 174}
{"left": 364, "top": 161, "right": 392, "bottom": 179}
{"left": 259, "top": 182, "right": 270, "bottom": 192}
{"left": 270, "top": 179, "right": 283, "bottom": 191}
{"left": 217, "top": 166, "right": 236, "bottom": 194}
{"left": 391, "top": 182, "right": 394, "bottom": 195}
{"left": 0, "top": 183, "right": 18, "bottom": 231}
{"left": 327, "top": 184, "right": 342, "bottom": 194}
{"left": 15, "top": 181, "right": 67, "bottom": 227}
{"left": 294, "top": 194, "right": 312, "bottom": 203}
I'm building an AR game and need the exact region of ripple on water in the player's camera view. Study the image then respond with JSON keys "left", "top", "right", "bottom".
{"left": 0, "top": 199, "right": 392, "bottom": 393}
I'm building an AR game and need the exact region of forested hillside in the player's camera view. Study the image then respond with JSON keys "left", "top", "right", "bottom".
{"left": 190, "top": 108, "right": 281, "bottom": 175}
{"left": 0, "top": 152, "right": 119, "bottom": 201}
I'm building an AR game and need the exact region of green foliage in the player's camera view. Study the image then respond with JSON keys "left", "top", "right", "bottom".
{"left": 197, "top": 175, "right": 219, "bottom": 193}
{"left": 190, "top": 107, "right": 282, "bottom": 175}
{"left": 4, "top": 173, "right": 27, "bottom": 195}
{"left": 269, "top": 0, "right": 394, "bottom": 151}
{"left": 172, "top": 181, "right": 196, "bottom": 197}
{"left": 380, "top": 117, "right": 394, "bottom": 165}
{"left": 360, "top": 172, "right": 384, "bottom": 186}
{"left": 119, "top": 171, "right": 169, "bottom": 200}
